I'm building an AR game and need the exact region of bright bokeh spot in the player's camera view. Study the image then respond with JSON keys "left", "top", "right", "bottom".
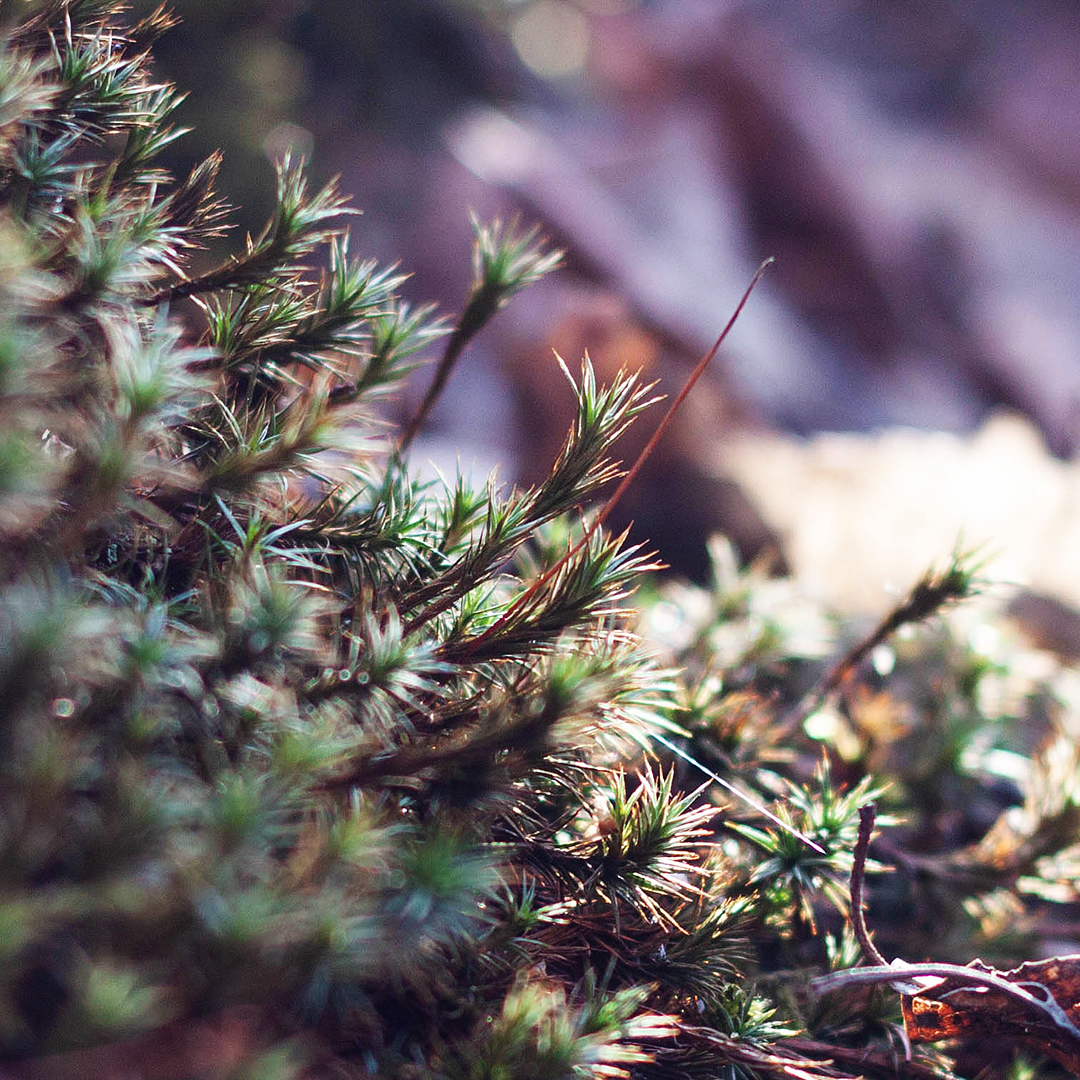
{"left": 511, "top": 1, "right": 590, "bottom": 79}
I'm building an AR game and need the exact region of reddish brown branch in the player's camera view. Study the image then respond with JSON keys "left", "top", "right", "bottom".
{"left": 851, "top": 803, "right": 888, "bottom": 966}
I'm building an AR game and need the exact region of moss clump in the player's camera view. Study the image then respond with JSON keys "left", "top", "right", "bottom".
{"left": 4, "top": 5, "right": 1080, "bottom": 1079}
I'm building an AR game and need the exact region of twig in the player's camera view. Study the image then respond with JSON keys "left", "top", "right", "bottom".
{"left": 850, "top": 804, "right": 887, "bottom": 966}
{"left": 779, "top": 1036, "right": 944, "bottom": 1080}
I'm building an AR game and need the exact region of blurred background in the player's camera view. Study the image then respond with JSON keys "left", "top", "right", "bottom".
{"left": 137, "top": 0, "right": 1080, "bottom": 606}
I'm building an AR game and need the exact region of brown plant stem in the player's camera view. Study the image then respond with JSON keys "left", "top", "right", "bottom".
{"left": 398, "top": 283, "right": 500, "bottom": 452}
{"left": 851, "top": 803, "right": 888, "bottom": 967}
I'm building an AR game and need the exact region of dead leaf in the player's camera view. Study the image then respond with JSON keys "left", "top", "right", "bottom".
{"left": 902, "top": 955, "right": 1080, "bottom": 1073}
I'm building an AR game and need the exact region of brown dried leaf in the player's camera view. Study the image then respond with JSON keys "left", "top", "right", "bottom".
{"left": 902, "top": 955, "right": 1080, "bottom": 1073}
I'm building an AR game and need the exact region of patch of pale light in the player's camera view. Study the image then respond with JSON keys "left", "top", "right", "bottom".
{"left": 870, "top": 643, "right": 895, "bottom": 676}
{"left": 511, "top": 2, "right": 590, "bottom": 80}
{"left": 263, "top": 122, "right": 314, "bottom": 163}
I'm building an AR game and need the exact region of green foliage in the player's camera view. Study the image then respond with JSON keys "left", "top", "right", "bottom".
{"left": 2, "top": 6, "right": 1080, "bottom": 1080}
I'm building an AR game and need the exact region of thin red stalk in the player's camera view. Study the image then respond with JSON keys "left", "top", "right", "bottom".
{"left": 589, "top": 257, "right": 774, "bottom": 539}
{"left": 460, "top": 257, "right": 773, "bottom": 658}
